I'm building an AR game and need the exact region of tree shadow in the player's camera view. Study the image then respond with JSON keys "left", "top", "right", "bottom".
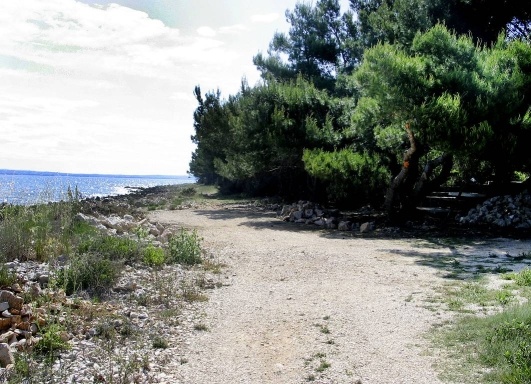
{"left": 380, "top": 237, "right": 531, "bottom": 280}
{"left": 190, "top": 205, "right": 531, "bottom": 279}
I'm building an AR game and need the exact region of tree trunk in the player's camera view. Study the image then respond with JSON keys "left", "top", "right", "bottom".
{"left": 413, "top": 153, "right": 454, "bottom": 198}
{"left": 384, "top": 123, "right": 423, "bottom": 217}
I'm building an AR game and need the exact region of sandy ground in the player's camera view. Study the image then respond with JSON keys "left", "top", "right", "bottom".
{"left": 149, "top": 205, "right": 531, "bottom": 384}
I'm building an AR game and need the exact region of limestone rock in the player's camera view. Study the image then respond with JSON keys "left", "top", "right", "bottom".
{"left": 360, "top": 222, "right": 374, "bottom": 233}
{"left": 0, "top": 343, "right": 13, "bottom": 368}
{"left": 0, "top": 291, "right": 23, "bottom": 311}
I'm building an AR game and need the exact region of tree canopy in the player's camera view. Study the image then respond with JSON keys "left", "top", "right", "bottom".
{"left": 188, "top": 0, "right": 531, "bottom": 212}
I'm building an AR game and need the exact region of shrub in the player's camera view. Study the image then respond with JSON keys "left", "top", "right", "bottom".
{"left": 179, "top": 186, "right": 197, "bottom": 197}
{"left": 504, "top": 268, "right": 531, "bottom": 287}
{"left": 167, "top": 228, "right": 202, "bottom": 265}
{"left": 143, "top": 245, "right": 165, "bottom": 267}
{"left": 34, "top": 323, "right": 70, "bottom": 356}
{"left": 55, "top": 253, "right": 122, "bottom": 296}
{"left": 0, "top": 197, "right": 81, "bottom": 261}
{"left": 78, "top": 236, "right": 141, "bottom": 263}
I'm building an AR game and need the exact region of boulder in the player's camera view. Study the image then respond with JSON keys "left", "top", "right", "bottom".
{"left": 360, "top": 222, "right": 374, "bottom": 233}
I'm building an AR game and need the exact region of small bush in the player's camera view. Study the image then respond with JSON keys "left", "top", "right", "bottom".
{"left": 0, "top": 197, "right": 81, "bottom": 262}
{"left": 55, "top": 253, "right": 122, "bottom": 296}
{"left": 179, "top": 186, "right": 197, "bottom": 197}
{"left": 152, "top": 336, "right": 169, "bottom": 349}
{"left": 143, "top": 245, "right": 165, "bottom": 267}
{"left": 504, "top": 268, "right": 531, "bottom": 287}
{"left": 167, "top": 228, "right": 202, "bottom": 265}
{"left": 34, "top": 323, "right": 70, "bottom": 356}
{"left": 0, "top": 263, "right": 17, "bottom": 287}
{"left": 78, "top": 236, "right": 141, "bottom": 263}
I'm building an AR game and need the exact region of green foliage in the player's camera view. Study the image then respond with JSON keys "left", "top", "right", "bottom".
{"left": 143, "top": 245, "right": 165, "bottom": 267}
{"left": 253, "top": 0, "right": 358, "bottom": 88}
{"left": 34, "top": 323, "right": 70, "bottom": 356}
{"left": 353, "top": 25, "right": 531, "bottom": 184}
{"left": 0, "top": 262, "right": 17, "bottom": 287}
{"left": 78, "top": 236, "right": 141, "bottom": 264}
{"left": 152, "top": 336, "right": 169, "bottom": 349}
{"left": 190, "top": 0, "right": 531, "bottom": 208}
{"left": 167, "top": 228, "right": 203, "bottom": 265}
{"left": 504, "top": 268, "right": 531, "bottom": 287}
{"left": 55, "top": 253, "right": 122, "bottom": 296}
{"left": 303, "top": 149, "right": 390, "bottom": 205}
{"left": 0, "top": 192, "right": 81, "bottom": 261}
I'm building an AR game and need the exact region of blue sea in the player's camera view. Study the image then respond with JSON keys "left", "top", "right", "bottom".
{"left": 0, "top": 170, "right": 196, "bottom": 205}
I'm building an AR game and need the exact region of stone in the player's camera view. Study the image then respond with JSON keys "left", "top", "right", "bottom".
{"left": 0, "top": 291, "right": 23, "bottom": 311}
{"left": 38, "top": 274, "right": 50, "bottom": 286}
{"left": 0, "top": 303, "right": 9, "bottom": 313}
{"left": 290, "top": 210, "right": 304, "bottom": 221}
{"left": 1, "top": 310, "right": 12, "bottom": 318}
{"left": 10, "top": 284, "right": 22, "bottom": 293}
{"left": 160, "top": 229, "right": 173, "bottom": 243}
{"left": 0, "top": 332, "right": 15, "bottom": 344}
{"left": 0, "top": 343, "right": 13, "bottom": 368}
{"left": 360, "top": 222, "right": 374, "bottom": 233}
{"left": 338, "top": 221, "right": 351, "bottom": 231}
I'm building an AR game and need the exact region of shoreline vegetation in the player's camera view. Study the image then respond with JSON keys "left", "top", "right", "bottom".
{"left": 0, "top": 183, "right": 530, "bottom": 382}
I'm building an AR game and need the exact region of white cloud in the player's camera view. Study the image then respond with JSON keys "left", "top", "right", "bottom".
{"left": 219, "top": 24, "right": 248, "bottom": 35}
{"left": 196, "top": 26, "right": 217, "bottom": 38}
{"left": 250, "top": 13, "right": 280, "bottom": 23}
{"left": 0, "top": 0, "right": 264, "bottom": 175}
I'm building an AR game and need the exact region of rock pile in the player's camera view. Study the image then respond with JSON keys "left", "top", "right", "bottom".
{"left": 457, "top": 190, "right": 531, "bottom": 229}
{"left": 75, "top": 212, "right": 179, "bottom": 243}
{"left": 278, "top": 201, "right": 377, "bottom": 233}
{"left": 0, "top": 254, "right": 217, "bottom": 382}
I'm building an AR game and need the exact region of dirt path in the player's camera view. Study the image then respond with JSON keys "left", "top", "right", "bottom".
{"left": 149, "top": 205, "right": 529, "bottom": 383}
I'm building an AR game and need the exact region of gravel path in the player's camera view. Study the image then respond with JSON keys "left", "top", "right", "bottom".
{"left": 149, "top": 205, "right": 468, "bottom": 383}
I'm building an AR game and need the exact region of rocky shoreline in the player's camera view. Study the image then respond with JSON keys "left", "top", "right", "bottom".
{"left": 0, "top": 184, "right": 225, "bottom": 383}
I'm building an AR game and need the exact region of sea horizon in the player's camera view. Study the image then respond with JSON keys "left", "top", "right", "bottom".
{"left": 0, "top": 168, "right": 189, "bottom": 179}
{"left": 0, "top": 170, "right": 196, "bottom": 205}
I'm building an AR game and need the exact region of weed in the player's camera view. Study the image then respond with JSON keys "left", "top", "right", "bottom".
{"left": 495, "top": 290, "right": 514, "bottom": 306}
{"left": 152, "top": 336, "right": 169, "bottom": 349}
{"left": 504, "top": 268, "right": 531, "bottom": 287}
{"left": 306, "top": 374, "right": 316, "bottom": 381}
{"left": 78, "top": 235, "right": 141, "bottom": 263}
{"left": 194, "top": 323, "right": 208, "bottom": 331}
{"left": 182, "top": 288, "right": 209, "bottom": 303}
{"left": 34, "top": 323, "right": 70, "bottom": 356}
{"left": 55, "top": 253, "right": 122, "bottom": 296}
{"left": 440, "top": 280, "right": 508, "bottom": 312}
{"left": 167, "top": 228, "right": 202, "bottom": 265}
{"left": 320, "top": 325, "right": 331, "bottom": 334}
{"left": 435, "top": 304, "right": 531, "bottom": 383}
{"left": 316, "top": 360, "right": 331, "bottom": 372}
{"left": 180, "top": 186, "right": 197, "bottom": 197}
{"left": 202, "top": 260, "right": 226, "bottom": 274}
{"left": 0, "top": 263, "right": 17, "bottom": 287}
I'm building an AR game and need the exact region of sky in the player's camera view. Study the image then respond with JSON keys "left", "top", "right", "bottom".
{"left": 0, "top": 0, "right": 351, "bottom": 176}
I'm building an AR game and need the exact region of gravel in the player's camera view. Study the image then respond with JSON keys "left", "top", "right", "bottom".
{"left": 148, "top": 205, "right": 531, "bottom": 384}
